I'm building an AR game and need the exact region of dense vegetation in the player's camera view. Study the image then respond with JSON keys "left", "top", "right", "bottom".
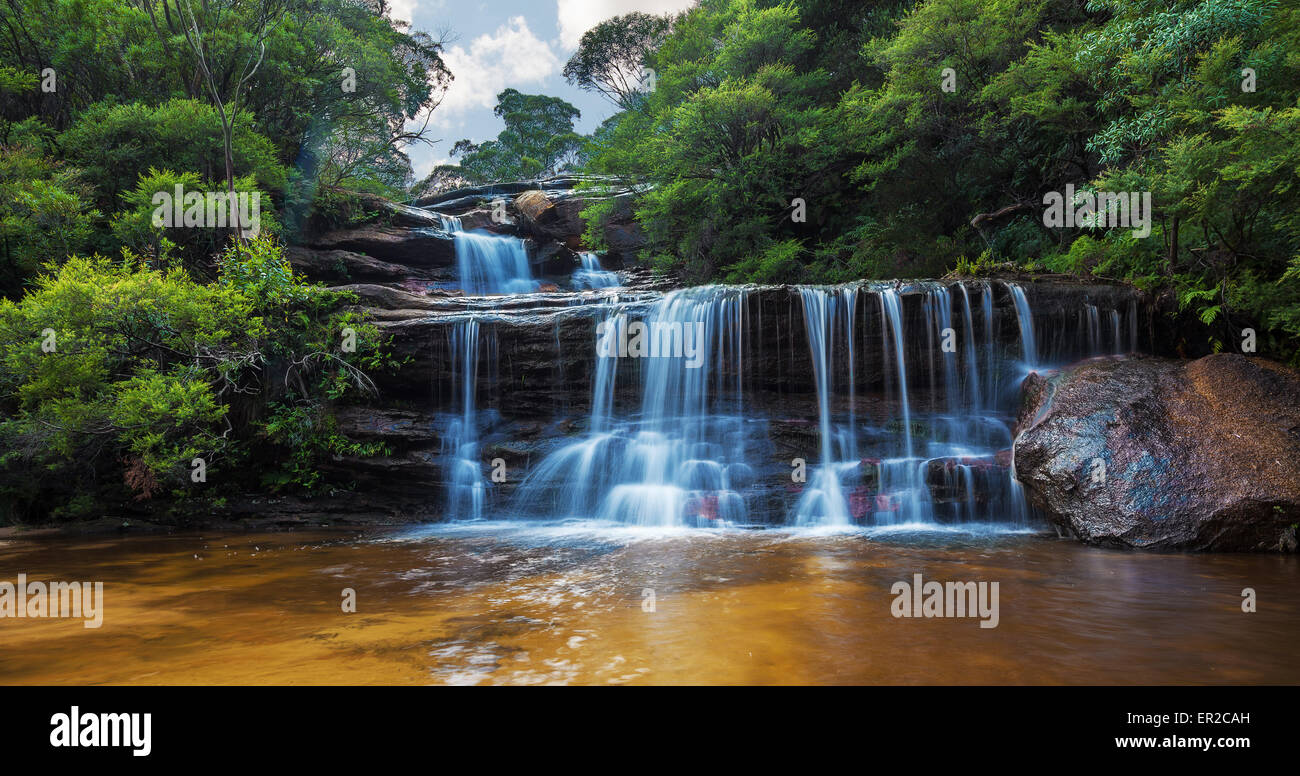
{"left": 572, "top": 0, "right": 1300, "bottom": 362}
{"left": 0, "top": 0, "right": 436, "bottom": 520}
{"left": 1, "top": 0, "right": 1298, "bottom": 522}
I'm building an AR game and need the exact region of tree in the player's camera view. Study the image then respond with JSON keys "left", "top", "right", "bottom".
{"left": 563, "top": 11, "right": 673, "bottom": 109}
{"left": 177, "top": 0, "right": 283, "bottom": 238}
{"left": 575, "top": 0, "right": 1300, "bottom": 361}
{"left": 59, "top": 99, "right": 286, "bottom": 214}
{"left": 451, "top": 89, "right": 582, "bottom": 183}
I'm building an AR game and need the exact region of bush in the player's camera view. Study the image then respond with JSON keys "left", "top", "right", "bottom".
{"left": 0, "top": 237, "right": 394, "bottom": 521}
{"left": 0, "top": 142, "right": 99, "bottom": 295}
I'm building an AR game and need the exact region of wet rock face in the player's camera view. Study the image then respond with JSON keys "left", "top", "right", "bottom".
{"left": 1013, "top": 354, "right": 1300, "bottom": 551}
{"left": 511, "top": 187, "right": 642, "bottom": 258}
{"left": 291, "top": 181, "right": 645, "bottom": 293}
{"left": 285, "top": 246, "right": 454, "bottom": 285}
{"left": 308, "top": 225, "right": 455, "bottom": 267}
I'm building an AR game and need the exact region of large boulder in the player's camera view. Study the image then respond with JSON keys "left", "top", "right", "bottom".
{"left": 594, "top": 191, "right": 645, "bottom": 261}
{"left": 602, "top": 220, "right": 646, "bottom": 261}
{"left": 1013, "top": 354, "right": 1300, "bottom": 551}
{"left": 513, "top": 189, "right": 586, "bottom": 248}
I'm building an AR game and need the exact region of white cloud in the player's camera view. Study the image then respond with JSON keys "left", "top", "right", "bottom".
{"left": 555, "top": 0, "right": 696, "bottom": 50}
{"left": 386, "top": 0, "right": 419, "bottom": 25}
{"left": 410, "top": 155, "right": 451, "bottom": 181}
{"left": 431, "top": 15, "right": 560, "bottom": 128}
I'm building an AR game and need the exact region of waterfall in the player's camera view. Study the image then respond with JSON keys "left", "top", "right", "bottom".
{"left": 1085, "top": 303, "right": 1101, "bottom": 354}
{"left": 514, "top": 286, "right": 762, "bottom": 527}
{"left": 1128, "top": 299, "right": 1139, "bottom": 353}
{"left": 879, "top": 289, "right": 913, "bottom": 457}
{"left": 982, "top": 284, "right": 995, "bottom": 404}
{"left": 792, "top": 288, "right": 857, "bottom": 526}
{"left": 573, "top": 252, "right": 620, "bottom": 289}
{"left": 876, "top": 287, "right": 932, "bottom": 525}
{"left": 788, "top": 280, "right": 1134, "bottom": 529}
{"left": 1008, "top": 283, "right": 1037, "bottom": 368}
{"left": 430, "top": 276, "right": 1143, "bottom": 531}
{"left": 445, "top": 319, "right": 487, "bottom": 520}
{"left": 957, "top": 284, "right": 983, "bottom": 411}
{"left": 440, "top": 215, "right": 538, "bottom": 295}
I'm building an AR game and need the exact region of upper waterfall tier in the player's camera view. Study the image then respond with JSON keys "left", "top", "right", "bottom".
{"left": 440, "top": 215, "right": 541, "bottom": 296}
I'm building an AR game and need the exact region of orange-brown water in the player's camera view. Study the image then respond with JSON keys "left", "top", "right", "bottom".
{"left": 1, "top": 524, "right": 1296, "bottom": 685}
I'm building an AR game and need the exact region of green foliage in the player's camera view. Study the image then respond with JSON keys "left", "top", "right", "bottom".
{"left": 59, "top": 99, "right": 286, "bottom": 214}
{"left": 0, "top": 141, "right": 100, "bottom": 294}
{"left": 258, "top": 403, "right": 388, "bottom": 492}
{"left": 563, "top": 11, "right": 674, "bottom": 108}
{"left": 0, "top": 238, "right": 393, "bottom": 520}
{"left": 0, "top": 0, "right": 441, "bottom": 520}
{"left": 578, "top": 0, "right": 1300, "bottom": 360}
{"left": 0, "top": 0, "right": 448, "bottom": 188}
{"left": 109, "top": 168, "right": 279, "bottom": 271}
{"left": 724, "top": 238, "right": 807, "bottom": 283}
{"left": 447, "top": 89, "right": 584, "bottom": 184}
{"left": 0, "top": 251, "right": 257, "bottom": 514}
{"left": 952, "top": 251, "right": 1004, "bottom": 278}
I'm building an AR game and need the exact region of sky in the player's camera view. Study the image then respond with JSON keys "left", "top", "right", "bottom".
{"left": 388, "top": 0, "right": 697, "bottom": 181}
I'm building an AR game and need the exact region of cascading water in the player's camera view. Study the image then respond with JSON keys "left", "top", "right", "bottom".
{"left": 430, "top": 273, "right": 1143, "bottom": 532}
{"left": 1008, "top": 283, "right": 1038, "bottom": 368}
{"left": 440, "top": 215, "right": 539, "bottom": 295}
{"left": 792, "top": 287, "right": 856, "bottom": 526}
{"left": 513, "top": 286, "right": 764, "bottom": 527}
{"left": 789, "top": 280, "right": 1138, "bottom": 530}
{"left": 435, "top": 213, "right": 541, "bottom": 517}
{"left": 957, "top": 284, "right": 983, "bottom": 411}
{"left": 444, "top": 318, "right": 487, "bottom": 520}
{"left": 572, "top": 252, "right": 620, "bottom": 289}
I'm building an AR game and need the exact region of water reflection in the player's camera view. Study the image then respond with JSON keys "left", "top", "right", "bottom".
{"left": 0, "top": 525, "right": 1295, "bottom": 685}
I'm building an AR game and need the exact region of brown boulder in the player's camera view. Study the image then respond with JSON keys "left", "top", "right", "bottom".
{"left": 514, "top": 189, "right": 586, "bottom": 247}
{"left": 603, "top": 220, "right": 646, "bottom": 260}
{"left": 1013, "top": 354, "right": 1300, "bottom": 551}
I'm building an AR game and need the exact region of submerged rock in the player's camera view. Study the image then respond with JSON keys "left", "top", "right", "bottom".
{"left": 1014, "top": 354, "right": 1300, "bottom": 551}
